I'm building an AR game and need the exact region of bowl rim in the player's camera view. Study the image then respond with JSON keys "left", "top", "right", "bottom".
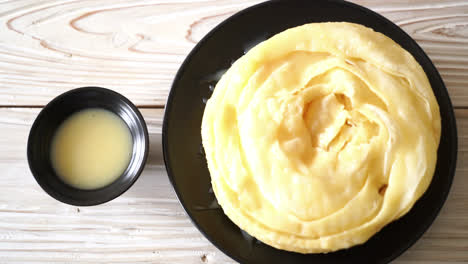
{"left": 27, "top": 86, "right": 150, "bottom": 206}
{"left": 162, "top": 0, "right": 458, "bottom": 263}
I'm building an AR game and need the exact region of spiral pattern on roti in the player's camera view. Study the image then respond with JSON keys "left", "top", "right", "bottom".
{"left": 201, "top": 22, "right": 440, "bottom": 253}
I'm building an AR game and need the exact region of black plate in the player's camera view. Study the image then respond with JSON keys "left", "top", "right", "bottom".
{"left": 162, "top": 0, "right": 458, "bottom": 263}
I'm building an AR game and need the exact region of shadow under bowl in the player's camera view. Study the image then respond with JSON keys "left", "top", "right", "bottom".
{"left": 27, "top": 87, "right": 149, "bottom": 206}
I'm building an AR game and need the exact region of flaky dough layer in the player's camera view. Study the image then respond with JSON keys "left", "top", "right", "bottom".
{"left": 201, "top": 22, "right": 440, "bottom": 253}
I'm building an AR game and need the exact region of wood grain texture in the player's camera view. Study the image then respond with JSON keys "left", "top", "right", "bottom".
{"left": 0, "top": 108, "right": 235, "bottom": 264}
{"left": 0, "top": 108, "right": 466, "bottom": 263}
{"left": 0, "top": 1, "right": 467, "bottom": 263}
{"left": 0, "top": 0, "right": 467, "bottom": 107}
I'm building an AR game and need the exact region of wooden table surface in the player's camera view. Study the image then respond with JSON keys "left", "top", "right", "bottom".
{"left": 0, "top": 0, "right": 466, "bottom": 263}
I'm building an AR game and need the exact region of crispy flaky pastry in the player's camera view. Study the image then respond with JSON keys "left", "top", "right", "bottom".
{"left": 201, "top": 22, "right": 440, "bottom": 253}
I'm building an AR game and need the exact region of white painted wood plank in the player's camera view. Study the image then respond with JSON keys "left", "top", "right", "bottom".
{"left": 0, "top": 0, "right": 467, "bottom": 107}
{"left": 0, "top": 108, "right": 466, "bottom": 263}
{"left": 0, "top": 108, "right": 236, "bottom": 263}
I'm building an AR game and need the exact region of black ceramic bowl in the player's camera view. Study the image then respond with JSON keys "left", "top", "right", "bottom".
{"left": 27, "top": 87, "right": 149, "bottom": 206}
{"left": 163, "top": 0, "right": 457, "bottom": 263}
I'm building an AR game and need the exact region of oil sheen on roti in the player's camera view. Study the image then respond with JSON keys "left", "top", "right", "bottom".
{"left": 201, "top": 22, "right": 441, "bottom": 253}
